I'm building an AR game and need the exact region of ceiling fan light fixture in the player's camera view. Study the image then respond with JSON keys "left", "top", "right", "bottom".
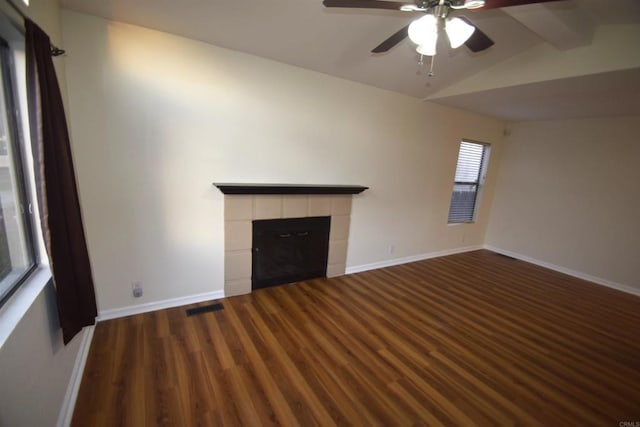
{"left": 416, "top": 42, "right": 437, "bottom": 57}
{"left": 463, "top": 0, "right": 485, "bottom": 9}
{"left": 416, "top": 32, "right": 438, "bottom": 56}
{"left": 408, "top": 14, "right": 438, "bottom": 45}
{"left": 445, "top": 17, "right": 475, "bottom": 48}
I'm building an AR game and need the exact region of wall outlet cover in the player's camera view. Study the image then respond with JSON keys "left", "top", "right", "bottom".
{"left": 132, "top": 283, "right": 143, "bottom": 298}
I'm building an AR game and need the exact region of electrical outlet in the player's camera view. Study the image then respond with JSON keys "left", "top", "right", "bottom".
{"left": 132, "top": 282, "right": 143, "bottom": 298}
{"left": 388, "top": 244, "right": 395, "bottom": 255}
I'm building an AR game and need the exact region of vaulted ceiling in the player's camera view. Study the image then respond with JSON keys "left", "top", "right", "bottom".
{"left": 60, "top": 0, "right": 640, "bottom": 121}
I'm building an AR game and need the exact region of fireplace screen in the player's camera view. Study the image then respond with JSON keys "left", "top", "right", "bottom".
{"left": 252, "top": 216, "right": 330, "bottom": 289}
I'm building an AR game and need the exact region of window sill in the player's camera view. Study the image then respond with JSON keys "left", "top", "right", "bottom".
{"left": 0, "top": 266, "right": 52, "bottom": 348}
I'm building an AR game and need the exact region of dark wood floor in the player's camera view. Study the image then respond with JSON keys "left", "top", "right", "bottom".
{"left": 73, "top": 250, "right": 640, "bottom": 426}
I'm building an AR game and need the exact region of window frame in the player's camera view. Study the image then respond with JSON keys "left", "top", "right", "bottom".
{"left": 447, "top": 139, "right": 491, "bottom": 225}
{"left": 0, "top": 34, "right": 38, "bottom": 308}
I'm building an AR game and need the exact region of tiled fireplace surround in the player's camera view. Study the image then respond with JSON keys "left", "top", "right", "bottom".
{"left": 223, "top": 194, "right": 355, "bottom": 297}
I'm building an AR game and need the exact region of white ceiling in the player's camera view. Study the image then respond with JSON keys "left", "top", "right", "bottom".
{"left": 60, "top": 0, "right": 640, "bottom": 121}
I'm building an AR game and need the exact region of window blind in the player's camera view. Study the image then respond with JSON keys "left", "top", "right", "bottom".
{"left": 448, "top": 141, "right": 488, "bottom": 223}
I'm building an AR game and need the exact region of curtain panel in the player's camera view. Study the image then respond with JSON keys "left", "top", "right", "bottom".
{"left": 25, "top": 19, "right": 97, "bottom": 344}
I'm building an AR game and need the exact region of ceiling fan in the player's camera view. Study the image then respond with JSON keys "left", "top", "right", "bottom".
{"left": 322, "top": 0, "right": 563, "bottom": 56}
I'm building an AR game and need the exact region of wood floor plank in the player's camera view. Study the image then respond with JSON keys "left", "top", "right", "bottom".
{"left": 220, "top": 303, "right": 300, "bottom": 426}
{"left": 377, "top": 262, "right": 640, "bottom": 403}
{"left": 72, "top": 250, "right": 640, "bottom": 426}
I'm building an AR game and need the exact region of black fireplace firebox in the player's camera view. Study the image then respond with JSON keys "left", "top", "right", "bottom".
{"left": 252, "top": 216, "right": 331, "bottom": 290}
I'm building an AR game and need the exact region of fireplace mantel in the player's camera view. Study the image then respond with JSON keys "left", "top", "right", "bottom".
{"left": 214, "top": 183, "right": 368, "bottom": 195}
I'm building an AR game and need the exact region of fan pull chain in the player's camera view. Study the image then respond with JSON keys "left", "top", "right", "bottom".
{"left": 418, "top": 54, "right": 435, "bottom": 78}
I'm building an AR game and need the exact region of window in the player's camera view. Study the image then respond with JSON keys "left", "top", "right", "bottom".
{"left": 448, "top": 140, "right": 490, "bottom": 224}
{"left": 0, "top": 35, "right": 37, "bottom": 307}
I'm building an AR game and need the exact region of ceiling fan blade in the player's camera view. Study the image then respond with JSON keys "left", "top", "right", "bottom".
{"left": 372, "top": 25, "right": 410, "bottom": 53}
{"left": 481, "top": 0, "right": 564, "bottom": 10}
{"left": 322, "top": 0, "right": 411, "bottom": 11}
{"left": 459, "top": 17, "right": 495, "bottom": 52}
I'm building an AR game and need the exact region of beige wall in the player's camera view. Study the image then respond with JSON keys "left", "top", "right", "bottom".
{"left": 61, "top": 11, "right": 505, "bottom": 313}
{"left": 0, "top": 1, "right": 86, "bottom": 426}
{"left": 486, "top": 115, "right": 640, "bottom": 291}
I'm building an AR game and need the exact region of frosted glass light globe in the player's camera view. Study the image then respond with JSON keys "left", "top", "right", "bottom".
{"left": 446, "top": 17, "right": 475, "bottom": 49}
{"left": 408, "top": 15, "right": 438, "bottom": 46}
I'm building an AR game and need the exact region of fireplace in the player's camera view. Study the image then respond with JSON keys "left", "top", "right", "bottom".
{"left": 252, "top": 216, "right": 330, "bottom": 289}
{"left": 215, "top": 183, "right": 368, "bottom": 297}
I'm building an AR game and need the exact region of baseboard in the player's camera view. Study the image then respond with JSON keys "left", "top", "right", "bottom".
{"left": 97, "top": 290, "right": 225, "bottom": 321}
{"left": 57, "top": 325, "right": 95, "bottom": 427}
{"left": 484, "top": 245, "right": 640, "bottom": 297}
{"left": 345, "top": 245, "right": 483, "bottom": 275}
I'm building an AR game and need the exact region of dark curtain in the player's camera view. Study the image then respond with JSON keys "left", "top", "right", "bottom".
{"left": 25, "top": 19, "right": 97, "bottom": 344}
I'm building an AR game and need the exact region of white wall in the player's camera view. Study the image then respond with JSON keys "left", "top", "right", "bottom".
{"left": 0, "top": 282, "right": 83, "bottom": 426}
{"left": 486, "top": 116, "right": 640, "bottom": 291}
{"left": 61, "top": 11, "right": 505, "bottom": 313}
{"left": 0, "top": 1, "right": 87, "bottom": 426}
